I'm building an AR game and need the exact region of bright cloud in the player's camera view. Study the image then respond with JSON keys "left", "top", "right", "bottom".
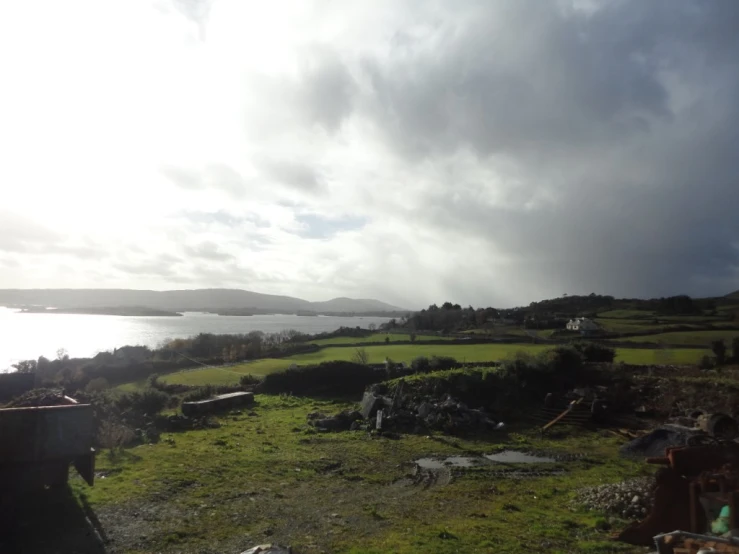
{"left": 1, "top": 0, "right": 738, "bottom": 307}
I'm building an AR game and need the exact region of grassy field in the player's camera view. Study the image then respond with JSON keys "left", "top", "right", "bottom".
{"left": 66, "top": 394, "right": 650, "bottom": 554}
{"left": 617, "top": 329, "right": 739, "bottom": 346}
{"left": 595, "top": 318, "right": 680, "bottom": 334}
{"left": 310, "top": 333, "right": 451, "bottom": 346}
{"left": 597, "top": 309, "right": 655, "bottom": 319}
{"left": 156, "top": 343, "right": 710, "bottom": 386}
{"left": 160, "top": 358, "right": 293, "bottom": 386}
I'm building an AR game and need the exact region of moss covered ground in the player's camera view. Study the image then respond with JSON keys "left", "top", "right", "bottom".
{"left": 70, "top": 394, "right": 651, "bottom": 554}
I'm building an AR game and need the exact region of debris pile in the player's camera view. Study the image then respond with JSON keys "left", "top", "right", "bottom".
{"left": 573, "top": 477, "right": 655, "bottom": 520}
{"left": 307, "top": 410, "right": 363, "bottom": 432}
{"left": 619, "top": 424, "right": 699, "bottom": 458}
{"left": 4, "top": 388, "right": 72, "bottom": 408}
{"left": 308, "top": 388, "right": 503, "bottom": 434}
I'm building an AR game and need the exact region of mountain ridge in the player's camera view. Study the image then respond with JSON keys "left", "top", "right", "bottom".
{"left": 0, "top": 288, "right": 407, "bottom": 314}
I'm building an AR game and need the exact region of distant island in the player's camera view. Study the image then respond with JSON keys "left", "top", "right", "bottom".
{"left": 19, "top": 306, "right": 183, "bottom": 317}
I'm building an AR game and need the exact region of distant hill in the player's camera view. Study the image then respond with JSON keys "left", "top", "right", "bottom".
{"left": 726, "top": 290, "right": 739, "bottom": 300}
{"left": 0, "top": 288, "right": 407, "bottom": 314}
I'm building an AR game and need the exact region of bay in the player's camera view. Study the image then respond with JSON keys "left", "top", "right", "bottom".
{"left": 0, "top": 307, "right": 391, "bottom": 371}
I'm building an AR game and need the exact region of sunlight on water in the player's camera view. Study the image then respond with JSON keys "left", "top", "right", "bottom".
{"left": 0, "top": 307, "right": 390, "bottom": 370}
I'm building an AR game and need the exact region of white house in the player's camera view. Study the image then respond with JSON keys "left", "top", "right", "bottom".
{"left": 566, "top": 318, "right": 599, "bottom": 333}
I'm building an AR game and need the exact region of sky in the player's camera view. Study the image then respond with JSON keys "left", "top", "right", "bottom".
{"left": 1, "top": 0, "right": 738, "bottom": 309}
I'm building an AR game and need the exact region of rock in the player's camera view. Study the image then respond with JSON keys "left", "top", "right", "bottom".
{"left": 360, "top": 392, "right": 382, "bottom": 419}
{"left": 240, "top": 545, "right": 291, "bottom": 554}
{"left": 631, "top": 495, "right": 640, "bottom": 504}
{"left": 417, "top": 402, "right": 432, "bottom": 418}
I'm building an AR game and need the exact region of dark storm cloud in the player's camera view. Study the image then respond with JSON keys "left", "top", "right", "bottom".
{"left": 293, "top": 0, "right": 739, "bottom": 301}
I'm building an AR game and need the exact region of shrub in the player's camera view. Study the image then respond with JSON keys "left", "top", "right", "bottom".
{"left": 97, "top": 418, "right": 136, "bottom": 452}
{"left": 411, "top": 356, "right": 430, "bottom": 373}
{"left": 352, "top": 347, "right": 370, "bottom": 365}
{"left": 114, "top": 388, "right": 170, "bottom": 416}
{"left": 429, "top": 355, "right": 457, "bottom": 371}
{"left": 183, "top": 386, "right": 215, "bottom": 402}
{"left": 571, "top": 341, "right": 616, "bottom": 363}
{"left": 239, "top": 374, "right": 262, "bottom": 387}
{"left": 258, "top": 361, "right": 381, "bottom": 396}
{"left": 712, "top": 340, "right": 727, "bottom": 365}
{"left": 699, "top": 355, "right": 715, "bottom": 370}
{"left": 146, "top": 373, "right": 161, "bottom": 389}
{"left": 85, "top": 377, "right": 110, "bottom": 393}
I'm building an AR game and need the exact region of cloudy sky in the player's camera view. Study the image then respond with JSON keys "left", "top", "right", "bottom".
{"left": 1, "top": 0, "right": 738, "bottom": 308}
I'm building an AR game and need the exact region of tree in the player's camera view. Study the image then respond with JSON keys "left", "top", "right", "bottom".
{"left": 384, "top": 336, "right": 390, "bottom": 344}
{"left": 56, "top": 348, "right": 69, "bottom": 361}
{"left": 410, "top": 333, "right": 417, "bottom": 343}
{"left": 12, "top": 359, "right": 36, "bottom": 373}
{"left": 352, "top": 347, "right": 369, "bottom": 365}
{"left": 368, "top": 323, "right": 377, "bottom": 331}
{"left": 711, "top": 339, "right": 727, "bottom": 365}
{"left": 733, "top": 337, "right": 739, "bottom": 363}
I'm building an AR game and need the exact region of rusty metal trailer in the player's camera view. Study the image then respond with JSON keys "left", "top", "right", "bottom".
{"left": 0, "top": 397, "right": 95, "bottom": 491}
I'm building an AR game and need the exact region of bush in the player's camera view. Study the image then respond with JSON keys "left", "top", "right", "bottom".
{"left": 146, "top": 373, "right": 161, "bottom": 389}
{"left": 258, "top": 361, "right": 382, "bottom": 396}
{"left": 429, "top": 356, "right": 457, "bottom": 371}
{"left": 712, "top": 340, "right": 727, "bottom": 365}
{"left": 85, "top": 377, "right": 110, "bottom": 393}
{"left": 411, "top": 356, "right": 430, "bottom": 373}
{"left": 699, "top": 355, "right": 715, "bottom": 370}
{"left": 115, "top": 388, "right": 170, "bottom": 416}
{"left": 97, "top": 419, "right": 135, "bottom": 452}
{"left": 239, "top": 374, "right": 262, "bottom": 387}
{"left": 183, "top": 386, "right": 215, "bottom": 402}
{"left": 352, "top": 347, "right": 370, "bottom": 365}
{"left": 571, "top": 341, "right": 616, "bottom": 363}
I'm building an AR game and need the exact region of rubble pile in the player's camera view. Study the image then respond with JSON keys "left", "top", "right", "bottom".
{"left": 4, "top": 388, "right": 69, "bottom": 408}
{"left": 573, "top": 477, "right": 655, "bottom": 520}
{"left": 307, "top": 410, "right": 363, "bottom": 432}
{"left": 308, "top": 389, "right": 502, "bottom": 434}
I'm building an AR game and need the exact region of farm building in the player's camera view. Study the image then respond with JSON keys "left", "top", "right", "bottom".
{"left": 566, "top": 317, "right": 600, "bottom": 335}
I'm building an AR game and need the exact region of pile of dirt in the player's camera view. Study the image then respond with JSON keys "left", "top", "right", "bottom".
{"left": 4, "top": 388, "right": 70, "bottom": 408}
{"left": 619, "top": 425, "right": 700, "bottom": 458}
{"left": 573, "top": 476, "right": 655, "bottom": 520}
{"left": 310, "top": 390, "right": 502, "bottom": 434}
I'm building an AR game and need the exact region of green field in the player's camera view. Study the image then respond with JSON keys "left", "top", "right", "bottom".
{"left": 67, "top": 394, "right": 650, "bottom": 554}
{"left": 617, "top": 329, "right": 739, "bottom": 346}
{"left": 597, "top": 309, "right": 655, "bottom": 319}
{"left": 595, "top": 318, "right": 675, "bottom": 334}
{"left": 310, "top": 333, "right": 451, "bottom": 346}
{"left": 160, "top": 358, "right": 294, "bottom": 386}
{"left": 157, "top": 343, "right": 709, "bottom": 386}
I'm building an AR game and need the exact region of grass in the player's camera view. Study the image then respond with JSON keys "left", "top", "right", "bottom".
{"left": 155, "top": 343, "right": 710, "bottom": 387}
{"left": 310, "top": 333, "right": 452, "bottom": 346}
{"left": 597, "top": 309, "right": 656, "bottom": 319}
{"left": 70, "top": 394, "right": 651, "bottom": 554}
{"left": 613, "top": 347, "right": 707, "bottom": 365}
{"left": 160, "top": 358, "right": 293, "bottom": 386}
{"left": 617, "top": 330, "right": 739, "bottom": 347}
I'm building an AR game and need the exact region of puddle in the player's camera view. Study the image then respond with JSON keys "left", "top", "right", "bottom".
{"left": 415, "top": 451, "right": 557, "bottom": 470}
{"left": 484, "top": 450, "right": 556, "bottom": 464}
{"left": 415, "top": 456, "right": 484, "bottom": 469}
